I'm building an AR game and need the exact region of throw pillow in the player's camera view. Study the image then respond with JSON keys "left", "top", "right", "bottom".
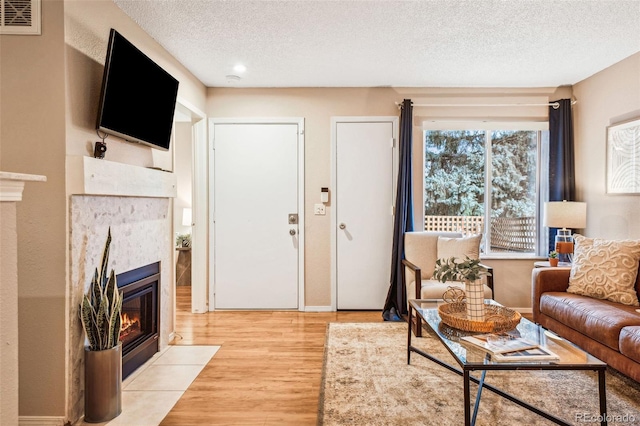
{"left": 567, "top": 234, "right": 640, "bottom": 306}
{"left": 437, "top": 234, "right": 482, "bottom": 261}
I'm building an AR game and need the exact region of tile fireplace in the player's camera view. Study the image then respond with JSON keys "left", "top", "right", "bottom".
{"left": 69, "top": 194, "right": 173, "bottom": 423}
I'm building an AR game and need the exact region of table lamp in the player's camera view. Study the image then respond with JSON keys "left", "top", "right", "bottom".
{"left": 543, "top": 201, "right": 587, "bottom": 263}
{"left": 178, "top": 207, "right": 193, "bottom": 248}
{"left": 182, "top": 207, "right": 193, "bottom": 227}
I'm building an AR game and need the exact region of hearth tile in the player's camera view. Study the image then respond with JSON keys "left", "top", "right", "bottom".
{"left": 124, "top": 365, "right": 203, "bottom": 391}
{"left": 153, "top": 345, "right": 219, "bottom": 365}
{"left": 105, "top": 390, "right": 183, "bottom": 426}
{"left": 122, "top": 353, "right": 156, "bottom": 388}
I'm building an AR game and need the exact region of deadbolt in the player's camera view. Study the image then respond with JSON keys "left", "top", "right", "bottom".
{"left": 288, "top": 213, "right": 298, "bottom": 224}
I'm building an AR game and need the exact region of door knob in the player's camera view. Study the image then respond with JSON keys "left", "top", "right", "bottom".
{"left": 289, "top": 229, "right": 297, "bottom": 236}
{"left": 339, "top": 223, "right": 346, "bottom": 230}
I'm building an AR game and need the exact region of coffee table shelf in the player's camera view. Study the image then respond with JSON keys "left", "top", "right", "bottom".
{"left": 407, "top": 299, "right": 608, "bottom": 426}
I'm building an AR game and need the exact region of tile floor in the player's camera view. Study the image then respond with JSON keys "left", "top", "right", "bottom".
{"left": 81, "top": 345, "right": 219, "bottom": 426}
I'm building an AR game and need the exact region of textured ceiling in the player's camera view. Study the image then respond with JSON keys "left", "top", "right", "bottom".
{"left": 113, "top": 0, "right": 640, "bottom": 88}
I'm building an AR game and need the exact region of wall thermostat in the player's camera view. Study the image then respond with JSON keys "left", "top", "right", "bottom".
{"left": 321, "top": 187, "right": 329, "bottom": 203}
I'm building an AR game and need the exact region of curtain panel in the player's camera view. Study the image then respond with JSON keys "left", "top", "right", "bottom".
{"left": 547, "top": 99, "right": 576, "bottom": 253}
{"left": 383, "top": 99, "right": 414, "bottom": 320}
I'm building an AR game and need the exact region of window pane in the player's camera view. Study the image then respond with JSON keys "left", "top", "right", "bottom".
{"left": 424, "top": 130, "right": 485, "bottom": 236}
{"left": 490, "top": 131, "right": 537, "bottom": 254}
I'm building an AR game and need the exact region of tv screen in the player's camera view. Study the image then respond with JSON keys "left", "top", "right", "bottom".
{"left": 97, "top": 29, "right": 179, "bottom": 151}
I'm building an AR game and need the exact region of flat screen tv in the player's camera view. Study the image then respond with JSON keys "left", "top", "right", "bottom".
{"left": 96, "top": 29, "right": 179, "bottom": 151}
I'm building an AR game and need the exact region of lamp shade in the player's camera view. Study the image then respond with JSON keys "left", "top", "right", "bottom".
{"left": 543, "top": 201, "right": 586, "bottom": 229}
{"left": 181, "top": 207, "right": 192, "bottom": 227}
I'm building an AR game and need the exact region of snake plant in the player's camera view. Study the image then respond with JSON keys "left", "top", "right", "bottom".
{"left": 80, "top": 228, "right": 123, "bottom": 351}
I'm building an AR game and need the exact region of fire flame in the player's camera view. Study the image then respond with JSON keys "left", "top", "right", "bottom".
{"left": 120, "top": 312, "right": 141, "bottom": 340}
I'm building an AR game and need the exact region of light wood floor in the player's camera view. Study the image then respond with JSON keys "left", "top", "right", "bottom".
{"left": 161, "top": 286, "right": 382, "bottom": 425}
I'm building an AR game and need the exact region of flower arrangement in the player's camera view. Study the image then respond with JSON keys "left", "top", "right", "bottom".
{"left": 433, "top": 256, "right": 491, "bottom": 283}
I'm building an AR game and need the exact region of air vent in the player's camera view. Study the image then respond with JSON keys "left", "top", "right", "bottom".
{"left": 1, "top": 0, "right": 40, "bottom": 35}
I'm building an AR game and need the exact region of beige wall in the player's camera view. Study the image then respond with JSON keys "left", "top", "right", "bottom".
{"left": 573, "top": 52, "right": 640, "bottom": 239}
{"left": 0, "top": 0, "right": 67, "bottom": 417}
{"left": 207, "top": 87, "right": 560, "bottom": 309}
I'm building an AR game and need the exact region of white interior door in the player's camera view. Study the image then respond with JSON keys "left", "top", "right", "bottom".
{"left": 212, "top": 120, "right": 303, "bottom": 309}
{"left": 334, "top": 118, "right": 397, "bottom": 310}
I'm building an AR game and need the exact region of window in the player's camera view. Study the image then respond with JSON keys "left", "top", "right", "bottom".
{"left": 424, "top": 123, "right": 548, "bottom": 256}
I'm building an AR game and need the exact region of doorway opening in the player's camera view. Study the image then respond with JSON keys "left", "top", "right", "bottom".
{"left": 173, "top": 99, "right": 207, "bottom": 318}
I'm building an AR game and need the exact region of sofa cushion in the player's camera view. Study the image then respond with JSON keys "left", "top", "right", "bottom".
{"left": 620, "top": 326, "right": 640, "bottom": 364}
{"left": 539, "top": 292, "right": 640, "bottom": 350}
{"left": 437, "top": 234, "right": 482, "bottom": 262}
{"left": 567, "top": 234, "right": 640, "bottom": 306}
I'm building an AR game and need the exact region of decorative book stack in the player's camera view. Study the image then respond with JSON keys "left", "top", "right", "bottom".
{"left": 461, "top": 333, "right": 559, "bottom": 362}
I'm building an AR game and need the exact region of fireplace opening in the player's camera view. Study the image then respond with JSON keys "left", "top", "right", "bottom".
{"left": 117, "top": 262, "right": 160, "bottom": 379}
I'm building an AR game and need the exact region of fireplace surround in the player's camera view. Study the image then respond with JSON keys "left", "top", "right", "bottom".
{"left": 69, "top": 193, "right": 173, "bottom": 423}
{"left": 117, "top": 262, "right": 160, "bottom": 379}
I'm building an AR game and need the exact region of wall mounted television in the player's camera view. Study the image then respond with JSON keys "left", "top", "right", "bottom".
{"left": 96, "top": 29, "right": 179, "bottom": 151}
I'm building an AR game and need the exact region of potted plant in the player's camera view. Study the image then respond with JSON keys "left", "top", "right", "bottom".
{"left": 80, "top": 228, "right": 123, "bottom": 423}
{"left": 548, "top": 251, "right": 559, "bottom": 267}
{"left": 175, "top": 232, "right": 191, "bottom": 248}
{"left": 434, "top": 256, "right": 492, "bottom": 321}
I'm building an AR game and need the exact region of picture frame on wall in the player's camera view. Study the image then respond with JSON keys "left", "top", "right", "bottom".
{"left": 607, "top": 118, "right": 640, "bottom": 194}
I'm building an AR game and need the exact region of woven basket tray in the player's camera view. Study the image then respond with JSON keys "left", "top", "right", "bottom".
{"left": 438, "top": 302, "right": 521, "bottom": 333}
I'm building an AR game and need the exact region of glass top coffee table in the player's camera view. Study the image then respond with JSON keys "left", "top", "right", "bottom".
{"left": 408, "top": 299, "right": 608, "bottom": 426}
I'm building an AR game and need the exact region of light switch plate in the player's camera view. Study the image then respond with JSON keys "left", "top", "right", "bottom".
{"left": 314, "top": 203, "right": 326, "bottom": 215}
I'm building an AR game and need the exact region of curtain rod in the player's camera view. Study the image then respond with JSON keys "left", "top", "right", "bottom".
{"left": 397, "top": 100, "right": 577, "bottom": 110}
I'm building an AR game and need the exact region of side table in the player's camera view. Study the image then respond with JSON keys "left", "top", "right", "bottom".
{"left": 534, "top": 261, "right": 571, "bottom": 268}
{"left": 176, "top": 247, "right": 191, "bottom": 286}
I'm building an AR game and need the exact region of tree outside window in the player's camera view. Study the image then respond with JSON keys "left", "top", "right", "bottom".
{"left": 424, "top": 127, "right": 544, "bottom": 255}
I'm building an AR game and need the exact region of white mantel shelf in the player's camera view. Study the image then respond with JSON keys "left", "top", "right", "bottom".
{"left": 67, "top": 156, "right": 177, "bottom": 198}
{"left": 0, "top": 171, "right": 47, "bottom": 202}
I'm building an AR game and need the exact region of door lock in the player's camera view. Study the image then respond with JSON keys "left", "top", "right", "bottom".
{"left": 288, "top": 213, "right": 298, "bottom": 224}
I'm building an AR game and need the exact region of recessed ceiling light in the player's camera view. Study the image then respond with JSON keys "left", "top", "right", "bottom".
{"left": 233, "top": 64, "right": 247, "bottom": 73}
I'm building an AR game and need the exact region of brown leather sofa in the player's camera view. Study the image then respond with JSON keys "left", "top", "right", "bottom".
{"left": 532, "top": 267, "right": 640, "bottom": 382}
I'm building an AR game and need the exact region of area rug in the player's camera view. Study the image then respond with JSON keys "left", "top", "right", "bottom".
{"left": 318, "top": 323, "right": 640, "bottom": 426}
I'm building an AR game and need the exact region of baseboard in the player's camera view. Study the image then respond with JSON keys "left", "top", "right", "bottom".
{"left": 305, "top": 306, "right": 333, "bottom": 312}
{"left": 19, "top": 416, "right": 66, "bottom": 426}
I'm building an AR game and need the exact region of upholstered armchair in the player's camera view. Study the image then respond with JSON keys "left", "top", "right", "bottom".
{"left": 402, "top": 231, "right": 494, "bottom": 336}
